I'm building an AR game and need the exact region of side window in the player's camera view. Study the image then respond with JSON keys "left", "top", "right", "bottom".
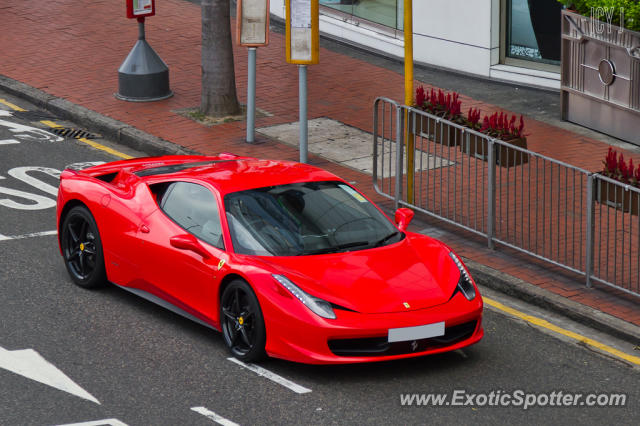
{"left": 160, "top": 182, "right": 224, "bottom": 250}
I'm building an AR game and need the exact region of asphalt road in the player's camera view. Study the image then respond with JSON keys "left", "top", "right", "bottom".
{"left": 0, "top": 91, "right": 638, "bottom": 425}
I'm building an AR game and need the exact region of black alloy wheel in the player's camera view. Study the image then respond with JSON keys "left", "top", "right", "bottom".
{"left": 220, "top": 280, "right": 266, "bottom": 362}
{"left": 61, "top": 206, "right": 107, "bottom": 289}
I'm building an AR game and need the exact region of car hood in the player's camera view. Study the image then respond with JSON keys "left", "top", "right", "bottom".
{"left": 256, "top": 234, "right": 460, "bottom": 314}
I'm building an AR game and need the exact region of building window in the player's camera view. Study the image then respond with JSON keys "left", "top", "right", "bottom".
{"left": 505, "top": 0, "right": 562, "bottom": 66}
{"left": 320, "top": 0, "right": 403, "bottom": 31}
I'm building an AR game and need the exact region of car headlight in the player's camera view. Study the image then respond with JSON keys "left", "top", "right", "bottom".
{"left": 449, "top": 252, "right": 476, "bottom": 301}
{"left": 272, "top": 274, "right": 336, "bottom": 319}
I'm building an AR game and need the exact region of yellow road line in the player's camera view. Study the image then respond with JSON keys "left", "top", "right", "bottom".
{"left": 78, "top": 137, "right": 133, "bottom": 159}
{"left": 40, "top": 120, "right": 62, "bottom": 128}
{"left": 39, "top": 120, "right": 133, "bottom": 159}
{"left": 484, "top": 296, "right": 640, "bottom": 366}
{"left": 0, "top": 98, "right": 26, "bottom": 111}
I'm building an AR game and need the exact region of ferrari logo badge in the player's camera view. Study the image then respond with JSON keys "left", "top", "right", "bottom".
{"left": 403, "top": 302, "right": 410, "bottom": 309}
{"left": 217, "top": 259, "right": 225, "bottom": 270}
{"left": 238, "top": 316, "right": 244, "bottom": 325}
{"left": 411, "top": 340, "right": 418, "bottom": 351}
{"left": 79, "top": 243, "right": 85, "bottom": 252}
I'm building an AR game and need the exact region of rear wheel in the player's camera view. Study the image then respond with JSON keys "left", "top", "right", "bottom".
{"left": 61, "top": 205, "right": 107, "bottom": 289}
{"left": 220, "top": 280, "right": 266, "bottom": 362}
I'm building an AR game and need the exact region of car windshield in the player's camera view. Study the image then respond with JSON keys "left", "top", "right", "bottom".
{"left": 224, "top": 181, "right": 401, "bottom": 256}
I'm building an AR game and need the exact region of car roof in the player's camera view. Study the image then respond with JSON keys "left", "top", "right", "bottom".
{"left": 83, "top": 155, "right": 343, "bottom": 194}
{"left": 169, "top": 158, "right": 343, "bottom": 194}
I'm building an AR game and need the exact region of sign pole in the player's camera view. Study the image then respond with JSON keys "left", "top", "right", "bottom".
{"left": 236, "top": 0, "right": 270, "bottom": 143}
{"left": 117, "top": 0, "right": 172, "bottom": 102}
{"left": 286, "top": 0, "right": 318, "bottom": 164}
{"left": 247, "top": 47, "right": 257, "bottom": 143}
{"left": 299, "top": 64, "right": 308, "bottom": 163}
{"left": 404, "top": 0, "right": 415, "bottom": 203}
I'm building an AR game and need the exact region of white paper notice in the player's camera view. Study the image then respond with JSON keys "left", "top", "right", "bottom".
{"left": 241, "top": 0, "right": 267, "bottom": 44}
{"left": 134, "top": 0, "right": 153, "bottom": 15}
{"left": 291, "top": 0, "right": 311, "bottom": 28}
{"left": 291, "top": 28, "right": 311, "bottom": 61}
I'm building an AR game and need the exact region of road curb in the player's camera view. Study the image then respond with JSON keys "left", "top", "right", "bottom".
{"left": 0, "top": 74, "right": 198, "bottom": 157}
{"left": 467, "top": 259, "right": 640, "bottom": 344}
{"left": 2, "top": 73, "right": 638, "bottom": 345}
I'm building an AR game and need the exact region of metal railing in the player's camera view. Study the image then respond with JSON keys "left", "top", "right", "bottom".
{"left": 373, "top": 97, "right": 640, "bottom": 297}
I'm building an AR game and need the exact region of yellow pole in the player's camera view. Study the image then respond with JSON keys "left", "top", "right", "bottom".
{"left": 404, "top": 0, "right": 414, "bottom": 203}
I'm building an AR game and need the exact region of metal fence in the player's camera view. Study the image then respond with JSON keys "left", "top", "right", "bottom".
{"left": 373, "top": 97, "right": 640, "bottom": 298}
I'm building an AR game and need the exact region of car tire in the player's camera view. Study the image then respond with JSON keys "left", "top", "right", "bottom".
{"left": 220, "top": 280, "right": 266, "bottom": 362}
{"left": 61, "top": 205, "right": 107, "bottom": 289}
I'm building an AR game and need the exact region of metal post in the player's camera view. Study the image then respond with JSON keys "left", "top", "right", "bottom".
{"left": 585, "top": 174, "right": 595, "bottom": 287}
{"left": 487, "top": 138, "right": 496, "bottom": 249}
{"left": 394, "top": 106, "right": 404, "bottom": 210}
{"left": 299, "top": 65, "right": 308, "bottom": 163}
{"left": 404, "top": 0, "right": 414, "bottom": 203}
{"left": 138, "top": 18, "right": 145, "bottom": 40}
{"left": 247, "top": 47, "right": 257, "bottom": 143}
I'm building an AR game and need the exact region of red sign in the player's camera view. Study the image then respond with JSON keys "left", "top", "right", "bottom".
{"left": 126, "top": 0, "right": 156, "bottom": 19}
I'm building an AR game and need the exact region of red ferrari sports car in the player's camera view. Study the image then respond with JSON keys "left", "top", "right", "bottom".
{"left": 56, "top": 154, "right": 483, "bottom": 364}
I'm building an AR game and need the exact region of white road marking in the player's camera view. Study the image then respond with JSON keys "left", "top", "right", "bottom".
{"left": 227, "top": 357, "right": 312, "bottom": 394}
{"left": 0, "top": 176, "right": 56, "bottom": 210}
{"left": 0, "top": 230, "right": 57, "bottom": 242}
{"left": 0, "top": 138, "right": 20, "bottom": 145}
{"left": 191, "top": 407, "right": 240, "bottom": 426}
{"left": 65, "top": 161, "right": 106, "bottom": 170}
{"left": 55, "top": 419, "right": 128, "bottom": 426}
{"left": 8, "top": 166, "right": 61, "bottom": 196}
{"left": 0, "top": 118, "right": 63, "bottom": 143}
{"left": 0, "top": 345, "right": 100, "bottom": 404}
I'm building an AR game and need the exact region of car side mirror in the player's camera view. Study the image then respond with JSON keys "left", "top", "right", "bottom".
{"left": 170, "top": 234, "right": 211, "bottom": 259}
{"left": 394, "top": 208, "right": 414, "bottom": 231}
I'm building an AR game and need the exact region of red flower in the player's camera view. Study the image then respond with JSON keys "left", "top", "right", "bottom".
{"left": 604, "top": 147, "right": 617, "bottom": 176}
{"left": 479, "top": 111, "right": 525, "bottom": 140}
{"left": 602, "top": 147, "right": 640, "bottom": 187}
{"left": 618, "top": 153, "right": 627, "bottom": 181}
{"left": 467, "top": 107, "right": 481, "bottom": 129}
{"left": 415, "top": 86, "right": 426, "bottom": 108}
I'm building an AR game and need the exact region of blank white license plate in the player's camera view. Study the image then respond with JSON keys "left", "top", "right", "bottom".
{"left": 388, "top": 322, "right": 445, "bottom": 343}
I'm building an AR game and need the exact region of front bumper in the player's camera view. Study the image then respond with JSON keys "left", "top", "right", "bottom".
{"left": 258, "top": 287, "right": 483, "bottom": 364}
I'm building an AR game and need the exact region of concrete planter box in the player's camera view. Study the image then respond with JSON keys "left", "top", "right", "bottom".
{"left": 596, "top": 179, "right": 640, "bottom": 215}
{"left": 561, "top": 10, "right": 640, "bottom": 145}
{"left": 415, "top": 114, "right": 462, "bottom": 147}
{"left": 461, "top": 134, "right": 529, "bottom": 167}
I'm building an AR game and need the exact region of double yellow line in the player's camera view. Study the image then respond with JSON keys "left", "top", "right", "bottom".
{"left": 484, "top": 297, "right": 640, "bottom": 366}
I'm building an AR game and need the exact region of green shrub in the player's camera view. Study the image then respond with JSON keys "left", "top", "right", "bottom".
{"left": 558, "top": 0, "right": 640, "bottom": 32}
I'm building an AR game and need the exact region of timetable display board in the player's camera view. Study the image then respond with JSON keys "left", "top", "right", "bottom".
{"left": 237, "top": 0, "right": 270, "bottom": 46}
{"left": 285, "top": 0, "right": 319, "bottom": 64}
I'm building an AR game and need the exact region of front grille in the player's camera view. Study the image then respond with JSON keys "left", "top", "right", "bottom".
{"left": 328, "top": 320, "right": 477, "bottom": 357}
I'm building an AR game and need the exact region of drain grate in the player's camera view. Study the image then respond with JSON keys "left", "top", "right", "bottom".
{"left": 49, "top": 127, "right": 96, "bottom": 140}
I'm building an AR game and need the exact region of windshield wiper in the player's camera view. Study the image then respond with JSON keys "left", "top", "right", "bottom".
{"left": 373, "top": 231, "right": 401, "bottom": 248}
{"left": 302, "top": 241, "right": 370, "bottom": 255}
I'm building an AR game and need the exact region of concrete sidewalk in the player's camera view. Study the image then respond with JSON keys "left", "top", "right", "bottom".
{"left": 0, "top": 0, "right": 638, "bottom": 340}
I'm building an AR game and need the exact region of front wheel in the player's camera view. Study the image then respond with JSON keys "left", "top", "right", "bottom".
{"left": 60, "top": 205, "right": 107, "bottom": 289}
{"left": 220, "top": 280, "right": 266, "bottom": 362}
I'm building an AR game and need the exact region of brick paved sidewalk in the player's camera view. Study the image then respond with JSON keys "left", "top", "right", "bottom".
{"left": 0, "top": 0, "right": 638, "bottom": 326}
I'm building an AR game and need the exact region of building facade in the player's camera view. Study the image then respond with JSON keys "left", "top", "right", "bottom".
{"left": 270, "top": 0, "right": 563, "bottom": 89}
